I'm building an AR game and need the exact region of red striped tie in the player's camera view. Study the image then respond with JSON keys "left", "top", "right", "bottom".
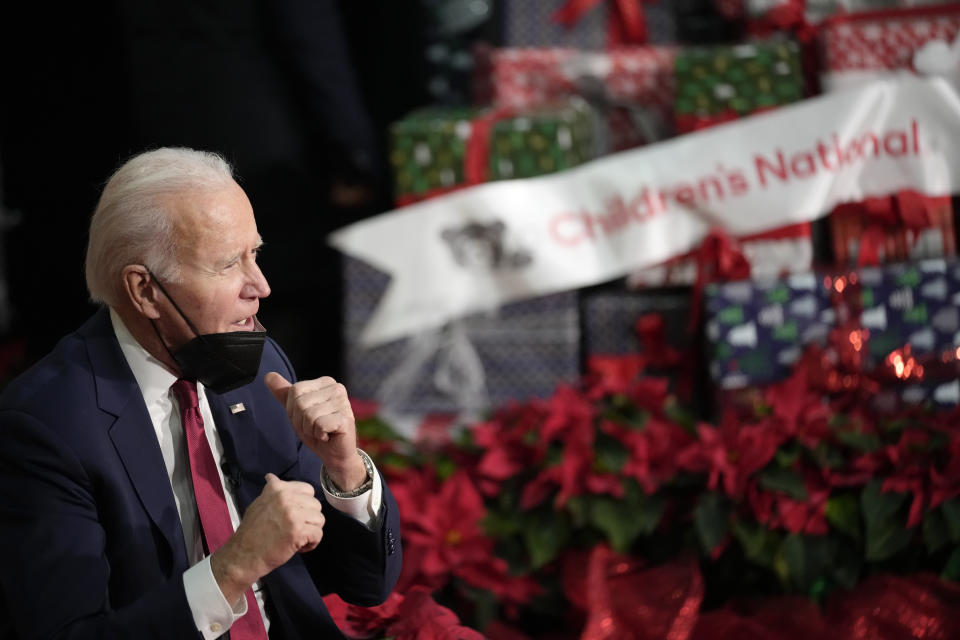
{"left": 172, "top": 379, "right": 268, "bottom": 639}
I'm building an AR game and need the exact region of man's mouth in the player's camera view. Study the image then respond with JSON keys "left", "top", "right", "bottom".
{"left": 233, "top": 317, "right": 255, "bottom": 330}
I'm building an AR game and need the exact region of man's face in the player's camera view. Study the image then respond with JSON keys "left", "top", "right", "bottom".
{"left": 153, "top": 180, "right": 271, "bottom": 349}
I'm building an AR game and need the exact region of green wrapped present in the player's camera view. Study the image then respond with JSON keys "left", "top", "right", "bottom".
{"left": 674, "top": 39, "right": 805, "bottom": 133}
{"left": 389, "top": 99, "right": 597, "bottom": 205}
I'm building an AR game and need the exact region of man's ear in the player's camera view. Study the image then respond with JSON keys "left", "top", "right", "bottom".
{"left": 122, "top": 265, "right": 162, "bottom": 319}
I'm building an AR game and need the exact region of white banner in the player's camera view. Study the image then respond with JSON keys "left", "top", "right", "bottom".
{"left": 330, "top": 76, "right": 960, "bottom": 347}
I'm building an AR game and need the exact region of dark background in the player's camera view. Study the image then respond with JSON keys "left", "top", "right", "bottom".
{"left": 0, "top": 0, "right": 747, "bottom": 384}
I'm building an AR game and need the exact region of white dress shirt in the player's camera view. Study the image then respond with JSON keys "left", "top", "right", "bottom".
{"left": 109, "top": 309, "right": 382, "bottom": 639}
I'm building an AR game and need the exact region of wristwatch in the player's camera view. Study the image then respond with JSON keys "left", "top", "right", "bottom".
{"left": 321, "top": 449, "right": 375, "bottom": 498}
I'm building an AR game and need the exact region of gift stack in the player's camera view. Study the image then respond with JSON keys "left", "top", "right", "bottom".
{"left": 340, "top": 0, "right": 960, "bottom": 425}
{"left": 345, "top": 86, "right": 599, "bottom": 424}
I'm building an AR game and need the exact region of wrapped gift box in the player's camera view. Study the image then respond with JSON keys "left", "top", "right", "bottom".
{"left": 705, "top": 272, "right": 834, "bottom": 390}
{"left": 580, "top": 285, "right": 707, "bottom": 413}
{"left": 828, "top": 193, "right": 956, "bottom": 266}
{"left": 485, "top": 46, "right": 677, "bottom": 151}
{"left": 706, "top": 259, "right": 960, "bottom": 415}
{"left": 818, "top": 3, "right": 960, "bottom": 91}
{"left": 343, "top": 257, "right": 581, "bottom": 414}
{"left": 673, "top": 39, "right": 806, "bottom": 134}
{"left": 389, "top": 99, "right": 597, "bottom": 204}
{"left": 501, "top": 0, "right": 677, "bottom": 49}
{"left": 628, "top": 222, "right": 814, "bottom": 288}
{"left": 830, "top": 259, "right": 960, "bottom": 366}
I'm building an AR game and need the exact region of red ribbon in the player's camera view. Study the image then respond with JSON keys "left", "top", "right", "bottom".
{"left": 396, "top": 107, "right": 515, "bottom": 207}
{"left": 552, "top": 0, "right": 650, "bottom": 46}
{"left": 463, "top": 107, "right": 515, "bottom": 186}
{"left": 689, "top": 229, "right": 752, "bottom": 332}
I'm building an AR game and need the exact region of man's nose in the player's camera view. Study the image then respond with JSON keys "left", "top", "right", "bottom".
{"left": 243, "top": 263, "right": 271, "bottom": 299}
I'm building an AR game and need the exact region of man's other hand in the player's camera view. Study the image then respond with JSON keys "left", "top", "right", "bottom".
{"left": 211, "top": 473, "right": 324, "bottom": 605}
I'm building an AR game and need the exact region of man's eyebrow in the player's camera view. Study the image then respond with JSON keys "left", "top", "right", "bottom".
{"left": 213, "top": 236, "right": 265, "bottom": 270}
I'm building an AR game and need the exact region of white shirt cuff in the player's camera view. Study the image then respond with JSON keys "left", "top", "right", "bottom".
{"left": 321, "top": 464, "right": 383, "bottom": 527}
{"left": 183, "top": 556, "right": 246, "bottom": 639}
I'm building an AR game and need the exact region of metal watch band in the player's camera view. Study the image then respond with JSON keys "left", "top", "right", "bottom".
{"left": 321, "top": 448, "right": 375, "bottom": 498}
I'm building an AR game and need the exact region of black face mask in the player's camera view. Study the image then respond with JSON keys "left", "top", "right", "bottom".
{"left": 147, "top": 270, "right": 266, "bottom": 393}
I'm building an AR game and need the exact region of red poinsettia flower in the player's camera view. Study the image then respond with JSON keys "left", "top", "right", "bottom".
{"left": 677, "top": 416, "right": 783, "bottom": 498}
{"left": 585, "top": 353, "right": 647, "bottom": 398}
{"left": 620, "top": 416, "right": 695, "bottom": 494}
{"left": 472, "top": 403, "right": 549, "bottom": 496}
{"left": 402, "top": 470, "right": 495, "bottom": 579}
{"left": 880, "top": 430, "right": 935, "bottom": 529}
{"left": 385, "top": 586, "right": 486, "bottom": 640}
{"left": 748, "top": 473, "right": 829, "bottom": 535}
{"left": 397, "top": 469, "right": 540, "bottom": 605}
{"left": 323, "top": 592, "right": 404, "bottom": 639}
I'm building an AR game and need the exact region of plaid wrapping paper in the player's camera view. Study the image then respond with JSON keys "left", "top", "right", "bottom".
{"left": 485, "top": 46, "right": 677, "bottom": 150}
{"left": 818, "top": 3, "right": 960, "bottom": 89}
{"left": 389, "top": 99, "right": 596, "bottom": 204}
{"left": 581, "top": 288, "right": 694, "bottom": 355}
{"left": 673, "top": 39, "right": 806, "bottom": 133}
{"left": 501, "top": 0, "right": 677, "bottom": 48}
{"left": 829, "top": 194, "right": 957, "bottom": 265}
{"left": 343, "top": 257, "right": 581, "bottom": 414}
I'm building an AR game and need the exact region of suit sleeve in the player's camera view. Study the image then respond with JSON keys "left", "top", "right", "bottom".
{"left": 264, "top": 339, "right": 403, "bottom": 606}
{"left": 0, "top": 409, "right": 201, "bottom": 640}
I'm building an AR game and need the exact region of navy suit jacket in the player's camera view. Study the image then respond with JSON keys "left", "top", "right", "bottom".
{"left": 0, "top": 308, "right": 402, "bottom": 639}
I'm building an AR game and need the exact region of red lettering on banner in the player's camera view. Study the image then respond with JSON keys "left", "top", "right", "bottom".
{"left": 883, "top": 130, "right": 909, "bottom": 156}
{"left": 549, "top": 212, "right": 588, "bottom": 246}
{"left": 755, "top": 150, "right": 788, "bottom": 187}
{"left": 548, "top": 120, "right": 924, "bottom": 249}
{"left": 790, "top": 151, "right": 817, "bottom": 178}
{"left": 754, "top": 121, "right": 921, "bottom": 187}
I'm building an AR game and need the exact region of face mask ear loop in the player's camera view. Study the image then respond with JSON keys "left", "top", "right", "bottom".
{"left": 144, "top": 267, "right": 206, "bottom": 342}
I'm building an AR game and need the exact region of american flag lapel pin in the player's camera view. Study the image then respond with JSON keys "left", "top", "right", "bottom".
{"left": 229, "top": 402, "right": 246, "bottom": 414}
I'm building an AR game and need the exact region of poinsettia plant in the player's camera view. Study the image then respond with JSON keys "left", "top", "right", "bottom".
{"left": 337, "top": 322, "right": 960, "bottom": 639}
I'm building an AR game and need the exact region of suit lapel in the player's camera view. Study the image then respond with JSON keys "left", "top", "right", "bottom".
{"left": 83, "top": 309, "right": 190, "bottom": 573}
{"left": 207, "top": 387, "right": 261, "bottom": 511}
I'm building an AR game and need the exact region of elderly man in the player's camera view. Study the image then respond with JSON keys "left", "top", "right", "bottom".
{"left": 0, "top": 148, "right": 401, "bottom": 639}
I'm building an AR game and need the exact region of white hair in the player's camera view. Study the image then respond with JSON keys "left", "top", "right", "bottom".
{"left": 85, "top": 147, "right": 235, "bottom": 306}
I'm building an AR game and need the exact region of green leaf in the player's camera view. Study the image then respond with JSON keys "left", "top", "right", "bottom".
{"left": 861, "top": 480, "right": 907, "bottom": 526}
{"left": 923, "top": 509, "right": 950, "bottom": 553}
{"left": 943, "top": 546, "right": 960, "bottom": 582}
{"left": 833, "top": 428, "right": 882, "bottom": 452}
{"left": 780, "top": 534, "right": 838, "bottom": 594}
{"left": 593, "top": 434, "right": 630, "bottom": 474}
{"left": 694, "top": 493, "right": 731, "bottom": 556}
{"left": 942, "top": 498, "right": 960, "bottom": 542}
{"left": 589, "top": 491, "right": 662, "bottom": 553}
{"left": 864, "top": 516, "right": 913, "bottom": 562}
{"left": 774, "top": 444, "right": 801, "bottom": 468}
{"left": 566, "top": 496, "right": 589, "bottom": 528}
{"left": 825, "top": 494, "right": 861, "bottom": 540}
{"left": 483, "top": 511, "right": 523, "bottom": 538}
{"left": 861, "top": 480, "right": 911, "bottom": 562}
{"left": 523, "top": 512, "right": 570, "bottom": 569}
{"left": 434, "top": 457, "right": 457, "bottom": 481}
{"left": 759, "top": 468, "right": 808, "bottom": 500}
{"left": 810, "top": 443, "right": 845, "bottom": 469}
{"left": 664, "top": 403, "right": 696, "bottom": 433}
{"left": 830, "top": 542, "right": 862, "bottom": 589}
{"left": 731, "top": 520, "right": 781, "bottom": 568}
